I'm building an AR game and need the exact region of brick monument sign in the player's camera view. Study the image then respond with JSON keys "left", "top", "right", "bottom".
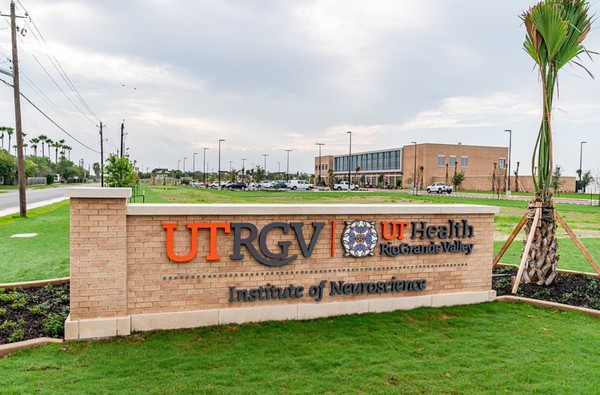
{"left": 65, "top": 187, "right": 498, "bottom": 340}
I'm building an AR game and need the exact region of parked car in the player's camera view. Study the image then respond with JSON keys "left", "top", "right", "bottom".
{"left": 226, "top": 182, "right": 247, "bottom": 190}
{"left": 272, "top": 182, "right": 288, "bottom": 189}
{"left": 288, "top": 179, "right": 313, "bottom": 191}
{"left": 209, "top": 181, "right": 227, "bottom": 189}
{"left": 333, "top": 181, "right": 358, "bottom": 191}
{"left": 259, "top": 181, "right": 273, "bottom": 189}
{"left": 426, "top": 182, "right": 453, "bottom": 194}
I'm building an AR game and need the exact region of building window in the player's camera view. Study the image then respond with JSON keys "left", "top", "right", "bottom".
{"left": 499, "top": 158, "right": 506, "bottom": 169}
{"left": 449, "top": 156, "right": 457, "bottom": 167}
{"left": 437, "top": 155, "right": 445, "bottom": 166}
{"left": 461, "top": 156, "right": 468, "bottom": 167}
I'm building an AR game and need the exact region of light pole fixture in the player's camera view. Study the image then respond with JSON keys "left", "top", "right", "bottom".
{"left": 285, "top": 149, "right": 292, "bottom": 182}
{"left": 262, "top": 153, "right": 269, "bottom": 175}
{"left": 203, "top": 147, "right": 208, "bottom": 183}
{"left": 579, "top": 141, "right": 587, "bottom": 182}
{"left": 218, "top": 139, "right": 225, "bottom": 187}
{"left": 411, "top": 141, "right": 417, "bottom": 194}
{"left": 316, "top": 143, "right": 324, "bottom": 186}
{"left": 347, "top": 131, "right": 352, "bottom": 192}
{"left": 241, "top": 158, "right": 246, "bottom": 182}
{"left": 193, "top": 152, "right": 198, "bottom": 181}
{"left": 504, "top": 129, "right": 512, "bottom": 195}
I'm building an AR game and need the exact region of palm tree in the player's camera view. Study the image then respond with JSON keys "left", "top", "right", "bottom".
{"left": 5, "top": 127, "right": 14, "bottom": 151}
{"left": 520, "top": 0, "right": 593, "bottom": 285}
{"left": 46, "top": 138, "right": 53, "bottom": 159}
{"left": 38, "top": 134, "right": 48, "bottom": 158}
{"left": 54, "top": 140, "right": 63, "bottom": 163}
{"left": 0, "top": 126, "right": 7, "bottom": 149}
{"left": 30, "top": 137, "right": 40, "bottom": 156}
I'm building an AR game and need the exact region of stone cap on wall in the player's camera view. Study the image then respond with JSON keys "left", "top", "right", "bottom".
{"left": 127, "top": 203, "right": 499, "bottom": 216}
{"left": 65, "top": 187, "right": 132, "bottom": 199}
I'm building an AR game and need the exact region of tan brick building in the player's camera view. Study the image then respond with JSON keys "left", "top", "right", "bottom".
{"left": 317, "top": 143, "right": 576, "bottom": 193}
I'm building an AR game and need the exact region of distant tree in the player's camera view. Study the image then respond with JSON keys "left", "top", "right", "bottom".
{"left": 93, "top": 162, "right": 100, "bottom": 177}
{"left": 0, "top": 149, "right": 17, "bottom": 184}
{"left": 580, "top": 170, "right": 593, "bottom": 192}
{"left": 29, "top": 155, "right": 54, "bottom": 177}
{"left": 104, "top": 154, "right": 136, "bottom": 187}
{"left": 56, "top": 158, "right": 82, "bottom": 181}
{"left": 551, "top": 166, "right": 564, "bottom": 196}
{"left": 255, "top": 165, "right": 266, "bottom": 182}
{"left": 452, "top": 171, "right": 465, "bottom": 190}
{"left": 24, "top": 158, "right": 37, "bottom": 178}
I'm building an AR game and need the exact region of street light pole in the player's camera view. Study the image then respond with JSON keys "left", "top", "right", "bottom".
{"left": 203, "top": 147, "right": 208, "bottom": 184}
{"left": 193, "top": 152, "right": 198, "bottom": 181}
{"left": 411, "top": 141, "right": 417, "bottom": 194}
{"left": 285, "top": 149, "right": 292, "bottom": 182}
{"left": 262, "top": 153, "right": 269, "bottom": 177}
{"left": 218, "top": 139, "right": 225, "bottom": 187}
{"left": 183, "top": 157, "right": 187, "bottom": 174}
{"left": 316, "top": 143, "right": 324, "bottom": 186}
{"left": 504, "top": 129, "right": 512, "bottom": 195}
{"left": 347, "top": 131, "right": 352, "bottom": 192}
{"left": 241, "top": 158, "right": 246, "bottom": 182}
{"left": 579, "top": 141, "right": 587, "bottom": 182}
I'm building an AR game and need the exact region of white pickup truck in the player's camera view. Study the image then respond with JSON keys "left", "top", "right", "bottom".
{"left": 426, "top": 182, "right": 453, "bottom": 194}
{"left": 334, "top": 181, "right": 359, "bottom": 191}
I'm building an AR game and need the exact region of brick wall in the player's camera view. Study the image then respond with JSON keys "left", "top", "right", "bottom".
{"left": 65, "top": 188, "right": 498, "bottom": 340}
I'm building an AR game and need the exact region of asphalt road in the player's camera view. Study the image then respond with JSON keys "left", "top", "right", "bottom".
{"left": 0, "top": 184, "right": 99, "bottom": 216}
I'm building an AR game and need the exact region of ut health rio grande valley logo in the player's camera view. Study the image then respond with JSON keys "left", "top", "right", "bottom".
{"left": 341, "top": 220, "right": 379, "bottom": 258}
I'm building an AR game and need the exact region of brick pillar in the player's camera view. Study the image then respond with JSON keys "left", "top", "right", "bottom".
{"left": 66, "top": 187, "right": 131, "bottom": 320}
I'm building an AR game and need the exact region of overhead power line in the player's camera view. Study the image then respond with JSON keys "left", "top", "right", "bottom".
{"left": 0, "top": 77, "right": 100, "bottom": 153}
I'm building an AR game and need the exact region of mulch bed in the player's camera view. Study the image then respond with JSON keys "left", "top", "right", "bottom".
{"left": 493, "top": 267, "right": 600, "bottom": 310}
{"left": 1, "top": 273, "right": 599, "bottom": 345}
{"left": 0, "top": 284, "right": 70, "bottom": 345}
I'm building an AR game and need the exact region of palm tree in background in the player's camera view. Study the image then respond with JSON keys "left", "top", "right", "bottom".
{"left": 520, "top": 0, "right": 593, "bottom": 285}
{"left": 37, "top": 135, "right": 46, "bottom": 157}
{"left": 46, "top": 138, "right": 53, "bottom": 159}
{"left": 4, "top": 127, "right": 14, "bottom": 152}
{"left": 30, "top": 137, "right": 40, "bottom": 156}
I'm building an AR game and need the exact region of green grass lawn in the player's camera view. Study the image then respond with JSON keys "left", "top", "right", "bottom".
{"left": 0, "top": 201, "right": 70, "bottom": 283}
{"left": 2, "top": 302, "right": 600, "bottom": 394}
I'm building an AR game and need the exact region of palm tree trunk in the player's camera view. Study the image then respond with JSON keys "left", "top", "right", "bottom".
{"left": 522, "top": 197, "right": 559, "bottom": 285}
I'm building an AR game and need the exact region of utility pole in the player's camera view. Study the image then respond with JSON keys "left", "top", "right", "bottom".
{"left": 100, "top": 122, "right": 104, "bottom": 187}
{"left": 120, "top": 120, "right": 125, "bottom": 157}
{"left": 8, "top": 1, "right": 27, "bottom": 217}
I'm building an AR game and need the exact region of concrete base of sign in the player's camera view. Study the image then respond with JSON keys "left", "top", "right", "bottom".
{"left": 65, "top": 290, "right": 496, "bottom": 341}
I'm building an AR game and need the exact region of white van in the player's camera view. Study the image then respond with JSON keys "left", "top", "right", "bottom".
{"left": 288, "top": 179, "right": 313, "bottom": 190}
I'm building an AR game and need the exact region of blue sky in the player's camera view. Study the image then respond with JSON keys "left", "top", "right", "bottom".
{"left": 1, "top": 0, "right": 599, "bottom": 186}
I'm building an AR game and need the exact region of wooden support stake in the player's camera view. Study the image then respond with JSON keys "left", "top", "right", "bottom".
{"left": 493, "top": 213, "right": 528, "bottom": 268}
{"left": 512, "top": 206, "right": 541, "bottom": 294}
{"left": 555, "top": 210, "right": 600, "bottom": 276}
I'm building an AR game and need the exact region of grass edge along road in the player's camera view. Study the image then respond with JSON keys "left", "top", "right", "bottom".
{"left": 2, "top": 302, "right": 600, "bottom": 394}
